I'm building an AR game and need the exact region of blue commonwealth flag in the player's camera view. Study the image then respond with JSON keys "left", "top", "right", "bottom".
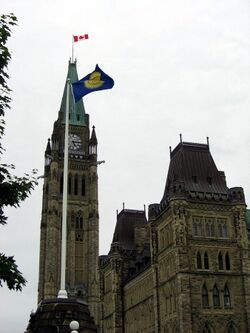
{"left": 72, "top": 64, "right": 114, "bottom": 102}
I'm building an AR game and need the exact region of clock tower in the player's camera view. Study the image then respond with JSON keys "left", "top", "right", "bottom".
{"left": 38, "top": 61, "right": 99, "bottom": 324}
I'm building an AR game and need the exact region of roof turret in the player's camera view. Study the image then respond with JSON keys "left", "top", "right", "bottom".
{"left": 59, "top": 60, "right": 86, "bottom": 126}
{"left": 90, "top": 126, "right": 98, "bottom": 145}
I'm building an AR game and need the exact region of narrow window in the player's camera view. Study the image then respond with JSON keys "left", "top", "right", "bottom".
{"left": 74, "top": 175, "right": 78, "bottom": 195}
{"left": 224, "top": 285, "right": 231, "bottom": 307}
{"left": 225, "top": 252, "right": 230, "bottom": 270}
{"left": 81, "top": 176, "right": 85, "bottom": 196}
{"left": 213, "top": 285, "right": 220, "bottom": 307}
{"left": 218, "top": 252, "right": 223, "bottom": 270}
{"left": 202, "top": 284, "right": 209, "bottom": 307}
{"left": 80, "top": 217, "right": 83, "bottom": 229}
{"left": 197, "top": 252, "right": 202, "bottom": 269}
{"left": 68, "top": 174, "right": 72, "bottom": 194}
{"left": 60, "top": 173, "right": 63, "bottom": 194}
{"left": 193, "top": 222, "right": 198, "bottom": 236}
{"left": 204, "top": 252, "right": 209, "bottom": 269}
{"left": 206, "top": 223, "right": 210, "bottom": 237}
{"left": 192, "top": 175, "right": 198, "bottom": 183}
{"left": 222, "top": 222, "right": 228, "bottom": 238}
{"left": 197, "top": 222, "right": 202, "bottom": 236}
{"left": 218, "top": 223, "right": 223, "bottom": 237}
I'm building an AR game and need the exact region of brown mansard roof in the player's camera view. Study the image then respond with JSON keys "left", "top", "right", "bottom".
{"left": 112, "top": 209, "right": 148, "bottom": 250}
{"left": 161, "top": 141, "right": 228, "bottom": 202}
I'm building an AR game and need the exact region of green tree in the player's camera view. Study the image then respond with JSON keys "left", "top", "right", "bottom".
{"left": 0, "top": 13, "right": 37, "bottom": 291}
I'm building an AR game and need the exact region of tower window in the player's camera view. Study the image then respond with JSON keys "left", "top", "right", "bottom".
{"left": 68, "top": 174, "right": 72, "bottom": 194}
{"left": 218, "top": 252, "right": 223, "bottom": 270}
{"left": 74, "top": 175, "right": 78, "bottom": 195}
{"left": 197, "top": 251, "right": 202, "bottom": 269}
{"left": 60, "top": 173, "right": 63, "bottom": 194}
{"left": 81, "top": 176, "right": 85, "bottom": 196}
{"left": 213, "top": 285, "right": 220, "bottom": 307}
{"left": 204, "top": 252, "right": 209, "bottom": 270}
{"left": 224, "top": 285, "right": 231, "bottom": 307}
{"left": 225, "top": 252, "right": 230, "bottom": 270}
{"left": 202, "top": 284, "right": 209, "bottom": 307}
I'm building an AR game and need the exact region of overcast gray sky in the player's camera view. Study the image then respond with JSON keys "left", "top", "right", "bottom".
{"left": 1, "top": 1, "right": 250, "bottom": 332}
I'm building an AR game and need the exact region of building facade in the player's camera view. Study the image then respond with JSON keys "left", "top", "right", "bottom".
{"left": 38, "top": 61, "right": 99, "bottom": 323}
{"left": 38, "top": 62, "right": 250, "bottom": 332}
{"left": 100, "top": 142, "right": 250, "bottom": 333}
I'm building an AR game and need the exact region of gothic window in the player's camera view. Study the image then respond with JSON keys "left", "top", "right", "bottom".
{"left": 60, "top": 173, "right": 63, "bottom": 193}
{"left": 68, "top": 174, "right": 72, "bottom": 194}
{"left": 218, "top": 252, "right": 223, "bottom": 270}
{"left": 204, "top": 252, "right": 209, "bottom": 269}
{"left": 224, "top": 285, "right": 231, "bottom": 307}
{"left": 81, "top": 175, "right": 85, "bottom": 196}
{"left": 206, "top": 223, "right": 210, "bottom": 237}
{"left": 205, "top": 218, "right": 215, "bottom": 237}
{"left": 193, "top": 222, "right": 198, "bottom": 235}
{"left": 225, "top": 252, "right": 230, "bottom": 270}
{"left": 74, "top": 175, "right": 78, "bottom": 195}
{"left": 76, "top": 216, "right": 83, "bottom": 229}
{"left": 213, "top": 285, "right": 220, "bottom": 307}
{"left": 75, "top": 214, "right": 83, "bottom": 242}
{"left": 193, "top": 217, "right": 203, "bottom": 236}
{"left": 202, "top": 284, "right": 209, "bottom": 307}
{"left": 227, "top": 324, "right": 237, "bottom": 333}
{"left": 197, "top": 251, "right": 202, "bottom": 269}
{"left": 218, "top": 218, "right": 228, "bottom": 238}
{"left": 201, "top": 323, "right": 213, "bottom": 333}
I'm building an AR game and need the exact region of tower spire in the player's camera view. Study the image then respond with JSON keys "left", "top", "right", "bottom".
{"left": 59, "top": 60, "right": 86, "bottom": 126}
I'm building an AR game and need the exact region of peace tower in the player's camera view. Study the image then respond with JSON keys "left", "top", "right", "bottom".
{"left": 37, "top": 61, "right": 99, "bottom": 323}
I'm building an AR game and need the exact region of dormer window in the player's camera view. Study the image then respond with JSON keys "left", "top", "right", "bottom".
{"left": 192, "top": 176, "right": 198, "bottom": 183}
{"left": 207, "top": 177, "right": 212, "bottom": 185}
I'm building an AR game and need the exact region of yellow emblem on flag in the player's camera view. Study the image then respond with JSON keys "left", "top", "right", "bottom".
{"left": 84, "top": 71, "right": 104, "bottom": 89}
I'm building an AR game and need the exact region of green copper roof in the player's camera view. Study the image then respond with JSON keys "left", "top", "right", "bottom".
{"left": 60, "top": 61, "right": 86, "bottom": 126}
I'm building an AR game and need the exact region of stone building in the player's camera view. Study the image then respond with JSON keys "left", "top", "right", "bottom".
{"left": 37, "top": 61, "right": 250, "bottom": 332}
{"left": 99, "top": 142, "right": 250, "bottom": 333}
{"left": 38, "top": 61, "right": 99, "bottom": 324}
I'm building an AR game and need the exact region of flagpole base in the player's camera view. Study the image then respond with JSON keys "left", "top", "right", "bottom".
{"left": 57, "top": 289, "right": 68, "bottom": 299}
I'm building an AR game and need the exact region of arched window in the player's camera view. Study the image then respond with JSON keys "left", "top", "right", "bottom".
{"left": 202, "top": 284, "right": 209, "bottom": 307}
{"left": 225, "top": 252, "right": 230, "bottom": 270}
{"left": 81, "top": 175, "right": 85, "bottom": 196}
{"left": 74, "top": 174, "right": 78, "bottom": 195}
{"left": 68, "top": 174, "right": 72, "bottom": 194}
{"left": 213, "top": 284, "right": 220, "bottom": 307}
{"left": 218, "top": 252, "right": 223, "bottom": 270}
{"left": 201, "top": 323, "right": 213, "bottom": 333}
{"left": 224, "top": 285, "right": 231, "bottom": 307}
{"left": 197, "top": 251, "right": 202, "bottom": 269}
{"left": 227, "top": 323, "right": 237, "bottom": 333}
{"left": 204, "top": 252, "right": 209, "bottom": 269}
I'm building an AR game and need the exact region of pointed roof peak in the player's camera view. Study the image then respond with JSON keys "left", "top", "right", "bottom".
{"left": 59, "top": 61, "right": 86, "bottom": 126}
{"left": 45, "top": 138, "right": 51, "bottom": 154}
{"left": 90, "top": 126, "right": 97, "bottom": 145}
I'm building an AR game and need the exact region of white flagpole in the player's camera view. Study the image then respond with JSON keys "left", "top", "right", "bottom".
{"left": 58, "top": 78, "right": 70, "bottom": 299}
{"left": 72, "top": 35, "right": 74, "bottom": 63}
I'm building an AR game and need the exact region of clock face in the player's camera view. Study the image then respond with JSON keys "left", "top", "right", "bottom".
{"left": 69, "top": 134, "right": 82, "bottom": 151}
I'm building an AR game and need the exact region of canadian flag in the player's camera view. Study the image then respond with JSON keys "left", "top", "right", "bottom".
{"left": 73, "top": 34, "right": 89, "bottom": 42}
